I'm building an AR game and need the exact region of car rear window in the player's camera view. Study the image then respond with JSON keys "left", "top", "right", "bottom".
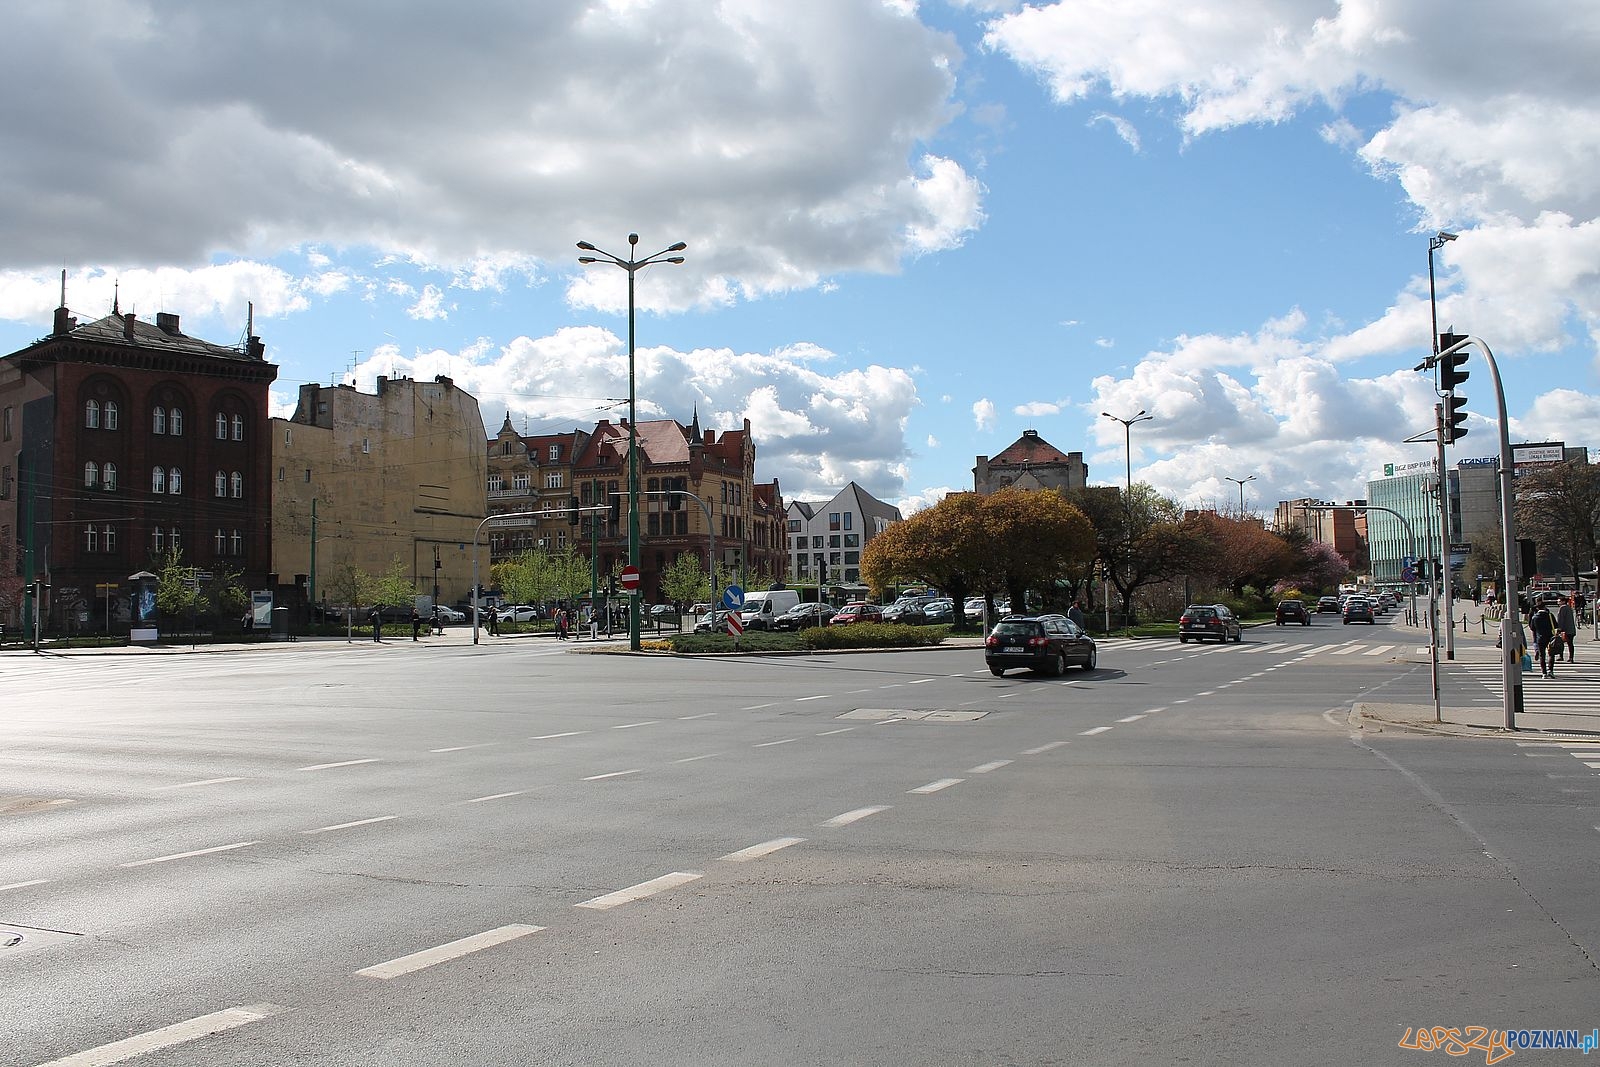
{"left": 1185, "top": 607, "right": 1217, "bottom": 619}
{"left": 993, "top": 621, "right": 1041, "bottom": 637}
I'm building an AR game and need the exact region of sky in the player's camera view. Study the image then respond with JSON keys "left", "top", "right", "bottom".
{"left": 2, "top": 0, "right": 1597, "bottom": 518}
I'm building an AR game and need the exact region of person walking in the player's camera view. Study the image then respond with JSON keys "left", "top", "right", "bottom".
{"left": 486, "top": 605, "right": 499, "bottom": 636}
{"left": 1555, "top": 596, "right": 1578, "bottom": 664}
{"left": 1067, "top": 602, "right": 1084, "bottom": 629}
{"left": 369, "top": 607, "right": 382, "bottom": 643}
{"left": 410, "top": 607, "right": 422, "bottom": 641}
{"left": 557, "top": 607, "right": 569, "bottom": 641}
{"left": 1529, "top": 599, "right": 1558, "bottom": 678}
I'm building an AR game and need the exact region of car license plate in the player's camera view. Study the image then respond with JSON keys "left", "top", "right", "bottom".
{"left": 1003, "top": 646, "right": 1023, "bottom": 653}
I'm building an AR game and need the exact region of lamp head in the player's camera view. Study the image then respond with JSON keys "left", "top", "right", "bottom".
{"left": 667, "top": 241, "right": 687, "bottom": 252}
{"left": 628, "top": 233, "right": 639, "bottom": 246}
{"left": 576, "top": 241, "right": 596, "bottom": 251}
{"left": 666, "top": 256, "right": 685, "bottom": 264}
{"left": 578, "top": 257, "right": 597, "bottom": 264}
{"left": 1439, "top": 231, "right": 1457, "bottom": 242}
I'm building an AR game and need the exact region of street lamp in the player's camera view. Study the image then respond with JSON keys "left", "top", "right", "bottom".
{"left": 1100, "top": 409, "right": 1152, "bottom": 495}
{"left": 1427, "top": 231, "right": 1456, "bottom": 356}
{"left": 577, "top": 233, "right": 687, "bottom": 651}
{"left": 1225, "top": 474, "right": 1256, "bottom": 515}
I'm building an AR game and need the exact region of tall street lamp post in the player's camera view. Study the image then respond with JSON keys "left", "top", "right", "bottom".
{"left": 1225, "top": 474, "right": 1256, "bottom": 516}
{"left": 1101, "top": 410, "right": 1152, "bottom": 631}
{"left": 1428, "top": 231, "right": 1459, "bottom": 662}
{"left": 577, "top": 234, "right": 687, "bottom": 652}
{"left": 1427, "top": 231, "right": 1457, "bottom": 358}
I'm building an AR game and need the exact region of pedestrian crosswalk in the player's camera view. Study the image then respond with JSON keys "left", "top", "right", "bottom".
{"left": 1459, "top": 661, "right": 1600, "bottom": 716}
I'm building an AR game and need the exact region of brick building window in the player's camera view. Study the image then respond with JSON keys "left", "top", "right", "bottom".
{"left": 216, "top": 413, "right": 228, "bottom": 439}
{"left": 84, "top": 462, "right": 98, "bottom": 488}
{"left": 168, "top": 467, "right": 182, "bottom": 495}
{"left": 151, "top": 466, "right": 165, "bottom": 493}
{"left": 152, "top": 407, "right": 165, "bottom": 434}
{"left": 85, "top": 400, "right": 100, "bottom": 428}
{"left": 231, "top": 472, "right": 243, "bottom": 499}
{"left": 105, "top": 402, "right": 118, "bottom": 429}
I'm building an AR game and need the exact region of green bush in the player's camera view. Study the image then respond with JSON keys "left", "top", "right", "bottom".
{"left": 801, "top": 623, "right": 946, "bottom": 650}
{"left": 664, "top": 630, "right": 804, "bottom": 653}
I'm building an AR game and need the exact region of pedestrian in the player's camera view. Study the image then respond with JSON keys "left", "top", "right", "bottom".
{"left": 1067, "top": 602, "right": 1084, "bottom": 629}
{"left": 411, "top": 607, "right": 421, "bottom": 641}
{"left": 369, "top": 607, "right": 382, "bottom": 643}
{"left": 1528, "top": 599, "right": 1557, "bottom": 677}
{"left": 1556, "top": 596, "right": 1578, "bottom": 664}
{"left": 557, "top": 607, "right": 568, "bottom": 641}
{"left": 487, "top": 605, "right": 499, "bottom": 636}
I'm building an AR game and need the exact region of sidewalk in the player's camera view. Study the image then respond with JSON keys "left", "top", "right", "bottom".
{"left": 1356, "top": 597, "right": 1600, "bottom": 738}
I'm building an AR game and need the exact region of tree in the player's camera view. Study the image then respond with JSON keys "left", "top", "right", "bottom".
{"left": 660, "top": 552, "right": 711, "bottom": 606}
{"left": 1186, "top": 512, "right": 1299, "bottom": 598}
{"left": 1066, "top": 485, "right": 1204, "bottom": 622}
{"left": 1515, "top": 460, "right": 1600, "bottom": 582}
{"left": 154, "top": 545, "right": 206, "bottom": 620}
{"left": 1294, "top": 541, "right": 1353, "bottom": 593}
{"left": 372, "top": 555, "right": 419, "bottom": 609}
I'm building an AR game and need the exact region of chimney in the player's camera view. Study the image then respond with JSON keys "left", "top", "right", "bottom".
{"left": 247, "top": 336, "right": 265, "bottom": 360}
{"left": 156, "top": 312, "right": 181, "bottom": 335}
{"left": 123, "top": 312, "right": 136, "bottom": 339}
{"left": 53, "top": 306, "right": 76, "bottom": 336}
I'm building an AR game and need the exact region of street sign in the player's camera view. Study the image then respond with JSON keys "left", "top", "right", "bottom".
{"left": 1401, "top": 555, "right": 1417, "bottom": 582}
{"left": 726, "top": 612, "right": 744, "bottom": 637}
{"left": 722, "top": 584, "right": 744, "bottom": 610}
{"left": 620, "top": 565, "right": 641, "bottom": 593}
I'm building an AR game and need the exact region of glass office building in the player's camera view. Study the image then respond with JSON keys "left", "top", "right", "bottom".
{"left": 1365, "top": 461, "right": 1457, "bottom": 584}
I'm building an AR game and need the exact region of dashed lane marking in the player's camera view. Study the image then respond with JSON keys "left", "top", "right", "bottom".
{"left": 968, "top": 760, "right": 1013, "bottom": 773}
{"left": 612, "top": 721, "right": 659, "bottom": 730}
{"left": 673, "top": 753, "right": 722, "bottom": 763}
{"left": 357, "top": 925, "right": 544, "bottom": 980}
{"left": 795, "top": 695, "right": 829, "bottom": 702}
{"left": 582, "top": 769, "right": 642, "bottom": 781}
{"left": 464, "top": 791, "right": 526, "bottom": 803}
{"left": 720, "top": 837, "right": 806, "bottom": 862}
{"left": 678, "top": 712, "right": 717, "bottom": 720}
{"left": 1117, "top": 715, "right": 1146, "bottom": 723}
{"left": 297, "top": 758, "right": 380, "bottom": 772}
{"left": 822, "top": 805, "right": 890, "bottom": 827}
{"left": 1081, "top": 726, "right": 1113, "bottom": 736}
{"left": 742, "top": 703, "right": 776, "bottom": 711}
{"left": 575, "top": 871, "right": 702, "bottom": 910}
{"left": 754, "top": 738, "right": 796, "bottom": 748}
{"left": 0, "top": 879, "right": 50, "bottom": 893}
{"left": 153, "top": 777, "right": 249, "bottom": 791}
{"left": 31, "top": 1003, "right": 287, "bottom": 1067}
{"left": 530, "top": 731, "right": 587, "bottom": 740}
{"left": 120, "top": 841, "right": 259, "bottom": 868}
{"left": 816, "top": 727, "right": 856, "bottom": 736}
{"left": 301, "top": 815, "right": 398, "bottom": 835}
{"left": 1021, "top": 741, "right": 1069, "bottom": 755}
{"left": 908, "top": 778, "right": 963, "bottom": 794}
{"left": 430, "top": 744, "right": 497, "bottom": 752}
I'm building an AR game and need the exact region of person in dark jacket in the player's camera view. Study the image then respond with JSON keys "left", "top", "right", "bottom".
{"left": 1528, "top": 601, "right": 1557, "bottom": 677}
{"left": 369, "top": 607, "right": 382, "bottom": 643}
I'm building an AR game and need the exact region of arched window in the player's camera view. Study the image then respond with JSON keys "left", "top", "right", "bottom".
{"left": 214, "top": 529, "right": 226, "bottom": 553}
{"left": 84, "top": 461, "right": 98, "bottom": 487}
{"left": 152, "top": 526, "right": 164, "bottom": 552}
{"left": 215, "top": 471, "right": 227, "bottom": 497}
{"left": 103, "top": 525, "right": 116, "bottom": 551}
{"left": 231, "top": 471, "right": 243, "bottom": 498}
{"left": 232, "top": 414, "right": 244, "bottom": 441}
{"left": 85, "top": 525, "right": 98, "bottom": 552}
{"left": 151, "top": 466, "right": 166, "bottom": 494}
{"left": 168, "top": 467, "right": 182, "bottom": 495}
{"left": 169, "top": 408, "right": 183, "bottom": 436}
{"left": 85, "top": 399, "right": 100, "bottom": 428}
{"left": 169, "top": 527, "right": 181, "bottom": 550}
{"left": 152, "top": 407, "right": 166, "bottom": 435}
{"left": 230, "top": 529, "right": 242, "bottom": 555}
{"left": 103, "top": 462, "right": 117, "bottom": 490}
{"left": 216, "top": 413, "right": 228, "bottom": 439}
{"left": 105, "top": 401, "right": 119, "bottom": 429}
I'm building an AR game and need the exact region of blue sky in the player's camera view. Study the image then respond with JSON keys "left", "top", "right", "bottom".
{"left": 3, "top": 0, "right": 1596, "bottom": 515}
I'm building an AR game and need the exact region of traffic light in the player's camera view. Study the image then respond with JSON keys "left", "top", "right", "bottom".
{"left": 667, "top": 477, "right": 682, "bottom": 510}
{"left": 1445, "top": 393, "right": 1469, "bottom": 443}
{"left": 609, "top": 493, "right": 621, "bottom": 525}
{"left": 1438, "top": 333, "right": 1469, "bottom": 391}
{"left": 568, "top": 495, "right": 580, "bottom": 525}
{"left": 1518, "top": 539, "right": 1537, "bottom": 580}
{"left": 818, "top": 556, "right": 828, "bottom": 582}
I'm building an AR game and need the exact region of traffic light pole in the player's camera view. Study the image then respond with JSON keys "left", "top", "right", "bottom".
{"left": 1434, "top": 404, "right": 1454, "bottom": 660}
{"left": 652, "top": 488, "right": 716, "bottom": 616}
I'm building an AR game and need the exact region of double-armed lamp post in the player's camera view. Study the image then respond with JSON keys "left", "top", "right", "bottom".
{"left": 576, "top": 234, "right": 686, "bottom": 652}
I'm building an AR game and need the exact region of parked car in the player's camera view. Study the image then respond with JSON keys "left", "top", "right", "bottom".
{"left": 881, "top": 599, "right": 927, "bottom": 625}
{"left": 1343, "top": 597, "right": 1376, "bottom": 624}
{"left": 1275, "top": 600, "right": 1310, "bottom": 626}
{"left": 648, "top": 603, "right": 678, "bottom": 619}
{"left": 1317, "top": 596, "right": 1341, "bottom": 614}
{"left": 694, "top": 609, "right": 736, "bottom": 633}
{"left": 921, "top": 598, "right": 955, "bottom": 625}
{"left": 964, "top": 596, "right": 987, "bottom": 622}
{"left": 985, "top": 616, "right": 1098, "bottom": 677}
{"left": 1178, "top": 604, "right": 1243, "bottom": 643}
{"left": 433, "top": 605, "right": 466, "bottom": 624}
{"left": 499, "top": 604, "right": 540, "bottom": 624}
{"left": 830, "top": 602, "right": 884, "bottom": 625}
{"left": 773, "top": 603, "right": 836, "bottom": 631}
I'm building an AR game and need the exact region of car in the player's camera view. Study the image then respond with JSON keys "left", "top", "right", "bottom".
{"left": 1317, "top": 596, "right": 1340, "bottom": 614}
{"left": 881, "top": 599, "right": 927, "bottom": 625}
{"left": 921, "top": 598, "right": 955, "bottom": 625}
{"left": 694, "top": 609, "right": 736, "bottom": 633}
{"left": 985, "top": 615, "right": 1097, "bottom": 677}
{"left": 500, "top": 604, "right": 542, "bottom": 623}
{"left": 1343, "top": 597, "right": 1375, "bottom": 624}
{"left": 1275, "top": 600, "right": 1310, "bottom": 626}
{"left": 964, "top": 596, "right": 987, "bottom": 622}
{"left": 830, "top": 602, "right": 883, "bottom": 625}
{"left": 433, "top": 605, "right": 466, "bottom": 624}
{"left": 1178, "top": 604, "right": 1243, "bottom": 643}
{"left": 773, "top": 603, "right": 836, "bottom": 631}
{"left": 648, "top": 603, "right": 678, "bottom": 618}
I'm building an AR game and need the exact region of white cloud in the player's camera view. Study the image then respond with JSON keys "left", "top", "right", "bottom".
{"left": 1014, "top": 401, "right": 1061, "bottom": 416}
{"left": 1089, "top": 112, "right": 1141, "bottom": 152}
{"left": 927, "top": 434, "right": 940, "bottom": 447}
{"left": 895, "top": 485, "right": 959, "bottom": 515}
{"left": 1094, "top": 337, "right": 1114, "bottom": 348}
{"left": 972, "top": 398, "right": 997, "bottom": 430}
{"left": 406, "top": 284, "right": 450, "bottom": 321}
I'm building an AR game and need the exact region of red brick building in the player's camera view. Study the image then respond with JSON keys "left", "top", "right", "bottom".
{"left": 0, "top": 300, "right": 278, "bottom": 632}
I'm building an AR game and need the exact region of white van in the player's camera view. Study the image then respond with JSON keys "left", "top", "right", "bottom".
{"left": 739, "top": 589, "right": 801, "bottom": 631}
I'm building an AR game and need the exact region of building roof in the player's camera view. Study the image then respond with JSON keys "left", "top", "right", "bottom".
{"left": 987, "top": 429, "right": 1075, "bottom": 467}
{"left": 16, "top": 311, "right": 264, "bottom": 364}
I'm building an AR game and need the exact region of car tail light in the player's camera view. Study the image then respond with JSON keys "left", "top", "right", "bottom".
{"left": 1028, "top": 636, "right": 1047, "bottom": 648}
{"left": 1179, "top": 614, "right": 1191, "bottom": 625}
{"left": 986, "top": 636, "right": 999, "bottom": 647}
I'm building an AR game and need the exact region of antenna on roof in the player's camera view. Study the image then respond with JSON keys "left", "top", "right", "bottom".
{"left": 112, "top": 279, "right": 120, "bottom": 316}
{"left": 59, "top": 269, "right": 67, "bottom": 308}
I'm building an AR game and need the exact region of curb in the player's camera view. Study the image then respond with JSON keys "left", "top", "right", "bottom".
{"left": 1354, "top": 702, "right": 1600, "bottom": 741}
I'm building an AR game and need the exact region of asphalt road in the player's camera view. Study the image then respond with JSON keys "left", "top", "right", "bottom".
{"left": 5, "top": 615, "right": 1600, "bottom": 1065}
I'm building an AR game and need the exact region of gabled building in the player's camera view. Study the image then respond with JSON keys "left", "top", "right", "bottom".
{"left": 974, "top": 429, "right": 1089, "bottom": 495}
{"left": 0, "top": 297, "right": 277, "bottom": 632}
{"left": 785, "top": 482, "right": 902, "bottom": 593}
{"left": 486, "top": 417, "right": 589, "bottom": 562}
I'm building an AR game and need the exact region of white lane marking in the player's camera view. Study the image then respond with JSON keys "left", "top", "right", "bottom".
{"left": 1583, "top": 762, "right": 1600, "bottom": 769}
{"left": 908, "top": 678, "right": 933, "bottom": 685}
{"left": 1195, "top": 690, "right": 1216, "bottom": 697}
{"left": 1080, "top": 726, "right": 1114, "bottom": 736}
{"left": 32, "top": 1003, "right": 287, "bottom": 1067}
{"left": 678, "top": 712, "right": 718, "bottom": 720}
{"left": 908, "top": 778, "right": 963, "bottom": 794}
{"left": 754, "top": 738, "right": 796, "bottom": 748}
{"left": 969, "top": 759, "right": 1013, "bottom": 773}
{"left": 1172, "top": 698, "right": 1191, "bottom": 703}
{"left": 880, "top": 684, "right": 903, "bottom": 688}
{"left": 848, "top": 689, "right": 875, "bottom": 694}
{"left": 1331, "top": 645, "right": 1364, "bottom": 656}
{"left": 465, "top": 791, "right": 526, "bottom": 804}
{"left": 742, "top": 703, "right": 776, "bottom": 710}
{"left": 794, "top": 695, "right": 828, "bottom": 702}
{"left": 530, "top": 731, "right": 588, "bottom": 740}
{"left": 0, "top": 879, "right": 50, "bottom": 893}
{"left": 1022, "top": 741, "right": 1069, "bottom": 755}
{"left": 1145, "top": 706, "right": 1168, "bottom": 714}
{"left": 720, "top": 836, "right": 806, "bottom": 862}
{"left": 301, "top": 815, "right": 398, "bottom": 835}
{"left": 823, "top": 806, "right": 891, "bottom": 827}
{"left": 582, "top": 769, "right": 641, "bottom": 781}
{"left": 674, "top": 753, "right": 722, "bottom": 763}
{"left": 996, "top": 692, "right": 1016, "bottom": 699}
{"left": 357, "top": 924, "right": 544, "bottom": 980}
{"left": 298, "top": 758, "right": 380, "bottom": 772}
{"left": 613, "top": 720, "right": 660, "bottom": 730}
{"left": 816, "top": 727, "right": 856, "bottom": 736}
{"left": 153, "top": 776, "right": 248, "bottom": 791}
{"left": 575, "top": 871, "right": 702, "bottom": 910}
{"left": 430, "top": 743, "right": 496, "bottom": 753}
{"left": 119, "top": 841, "right": 259, "bottom": 868}
{"left": 1117, "top": 715, "right": 1146, "bottom": 723}
{"left": 1362, "top": 644, "right": 1396, "bottom": 656}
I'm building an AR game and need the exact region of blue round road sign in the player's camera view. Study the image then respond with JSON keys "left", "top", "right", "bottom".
{"left": 722, "top": 585, "right": 745, "bottom": 610}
